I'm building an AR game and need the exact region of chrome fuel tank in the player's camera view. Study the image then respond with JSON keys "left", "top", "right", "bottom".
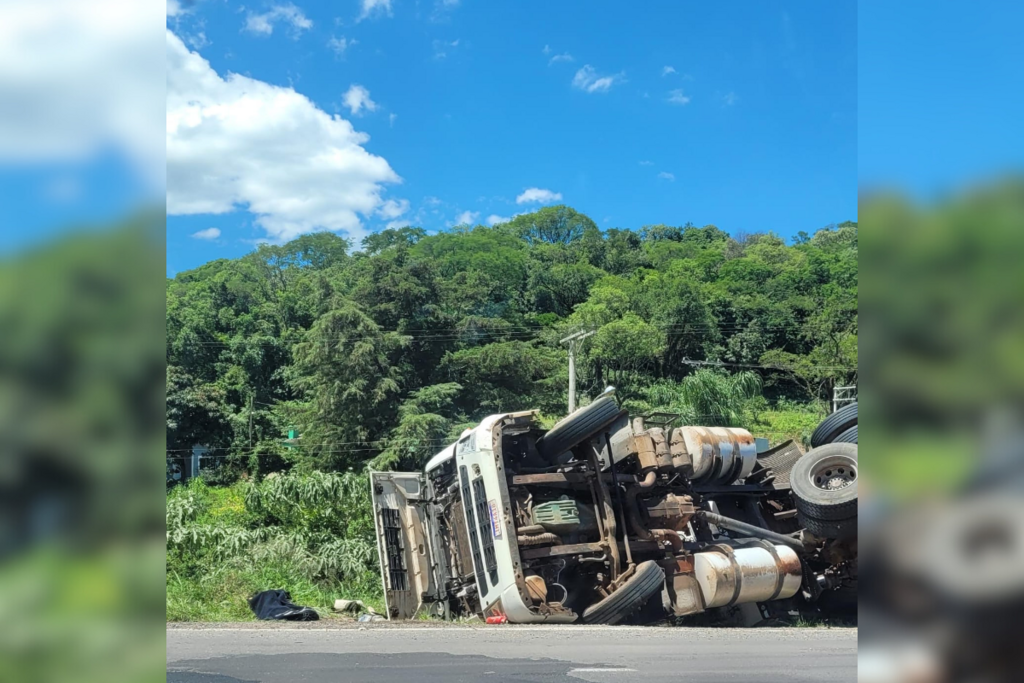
{"left": 676, "top": 426, "right": 758, "bottom": 485}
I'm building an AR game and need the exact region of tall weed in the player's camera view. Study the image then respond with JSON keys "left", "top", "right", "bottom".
{"left": 166, "top": 472, "right": 380, "bottom": 621}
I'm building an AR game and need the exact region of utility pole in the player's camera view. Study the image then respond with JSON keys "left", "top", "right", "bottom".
{"left": 560, "top": 330, "right": 595, "bottom": 414}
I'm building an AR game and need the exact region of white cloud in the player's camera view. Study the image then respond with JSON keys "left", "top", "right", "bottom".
{"left": 191, "top": 227, "right": 221, "bottom": 240}
{"left": 358, "top": 0, "right": 392, "bottom": 21}
{"left": 638, "top": 160, "right": 654, "bottom": 166}
{"left": 389, "top": 113, "right": 397, "bottom": 126}
{"left": 244, "top": 3, "right": 313, "bottom": 37}
{"left": 662, "top": 65, "right": 676, "bottom": 76}
{"left": 343, "top": 84, "right": 379, "bottom": 115}
{"left": 486, "top": 214, "right": 510, "bottom": 226}
{"left": 166, "top": 31, "right": 400, "bottom": 243}
{"left": 667, "top": 89, "right": 691, "bottom": 105}
{"left": 328, "top": 35, "right": 356, "bottom": 55}
{"left": 184, "top": 30, "right": 209, "bottom": 50}
{"left": 0, "top": 1, "right": 165, "bottom": 186}
{"left": 432, "top": 0, "right": 460, "bottom": 17}
{"left": 723, "top": 91, "right": 739, "bottom": 106}
{"left": 424, "top": 196, "right": 442, "bottom": 206}
{"left": 542, "top": 44, "right": 551, "bottom": 54}
{"left": 433, "top": 38, "right": 459, "bottom": 59}
{"left": 167, "top": 0, "right": 186, "bottom": 17}
{"left": 657, "top": 172, "right": 675, "bottom": 181}
{"left": 548, "top": 52, "right": 574, "bottom": 66}
{"left": 571, "top": 65, "right": 624, "bottom": 93}
{"left": 516, "top": 187, "right": 562, "bottom": 205}
{"left": 454, "top": 210, "right": 479, "bottom": 225}
{"left": 376, "top": 198, "right": 409, "bottom": 219}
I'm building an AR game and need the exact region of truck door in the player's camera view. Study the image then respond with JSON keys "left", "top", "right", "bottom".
{"left": 369, "top": 471, "right": 442, "bottom": 620}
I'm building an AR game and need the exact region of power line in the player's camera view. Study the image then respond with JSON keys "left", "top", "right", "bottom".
{"left": 174, "top": 320, "right": 844, "bottom": 347}
{"left": 680, "top": 358, "right": 857, "bottom": 372}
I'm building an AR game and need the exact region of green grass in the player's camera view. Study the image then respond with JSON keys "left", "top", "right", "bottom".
{"left": 198, "top": 482, "right": 248, "bottom": 525}
{"left": 166, "top": 473, "right": 384, "bottom": 622}
{"left": 749, "top": 406, "right": 824, "bottom": 448}
{"left": 166, "top": 565, "right": 384, "bottom": 622}
{"left": 858, "top": 431, "right": 974, "bottom": 499}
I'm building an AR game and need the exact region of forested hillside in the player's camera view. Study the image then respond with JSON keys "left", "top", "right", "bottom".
{"left": 167, "top": 206, "right": 857, "bottom": 479}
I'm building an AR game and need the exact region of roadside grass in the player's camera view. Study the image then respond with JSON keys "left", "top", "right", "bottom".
{"left": 166, "top": 473, "right": 384, "bottom": 622}
{"left": 749, "top": 404, "right": 824, "bottom": 448}
{"left": 166, "top": 566, "right": 384, "bottom": 622}
{"left": 859, "top": 432, "right": 974, "bottom": 499}
{"left": 785, "top": 614, "right": 857, "bottom": 628}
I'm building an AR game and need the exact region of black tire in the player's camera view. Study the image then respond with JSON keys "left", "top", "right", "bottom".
{"left": 832, "top": 425, "right": 858, "bottom": 444}
{"left": 536, "top": 396, "right": 621, "bottom": 462}
{"left": 798, "top": 512, "right": 857, "bottom": 540}
{"left": 582, "top": 560, "right": 665, "bottom": 625}
{"left": 810, "top": 402, "right": 858, "bottom": 448}
{"left": 790, "top": 443, "right": 858, "bottom": 522}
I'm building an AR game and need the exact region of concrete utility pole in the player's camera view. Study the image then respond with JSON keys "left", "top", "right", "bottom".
{"left": 560, "top": 330, "right": 595, "bottom": 414}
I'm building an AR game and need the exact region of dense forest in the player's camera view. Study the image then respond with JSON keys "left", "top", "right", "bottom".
{"left": 166, "top": 206, "right": 858, "bottom": 480}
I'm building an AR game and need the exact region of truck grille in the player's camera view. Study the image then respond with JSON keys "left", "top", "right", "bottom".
{"left": 459, "top": 465, "right": 488, "bottom": 589}
{"left": 472, "top": 476, "right": 499, "bottom": 587}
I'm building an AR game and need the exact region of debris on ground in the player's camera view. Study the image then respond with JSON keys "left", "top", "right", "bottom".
{"left": 333, "top": 599, "right": 377, "bottom": 615}
{"left": 248, "top": 590, "right": 319, "bottom": 621}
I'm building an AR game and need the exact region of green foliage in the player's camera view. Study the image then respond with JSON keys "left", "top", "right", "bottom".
{"left": 166, "top": 206, "right": 857, "bottom": 475}
{"left": 287, "top": 300, "right": 410, "bottom": 469}
{"left": 371, "top": 382, "right": 464, "bottom": 470}
{"left": 679, "top": 369, "right": 762, "bottom": 426}
{"left": 506, "top": 205, "right": 598, "bottom": 245}
{"left": 626, "top": 370, "right": 763, "bottom": 427}
{"left": 166, "top": 473, "right": 379, "bottom": 621}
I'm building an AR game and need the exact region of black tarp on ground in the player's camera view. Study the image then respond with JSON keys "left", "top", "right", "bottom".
{"left": 247, "top": 590, "right": 319, "bottom": 621}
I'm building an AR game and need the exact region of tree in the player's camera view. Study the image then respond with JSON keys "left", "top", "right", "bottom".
{"left": 360, "top": 226, "right": 427, "bottom": 255}
{"left": 166, "top": 366, "right": 230, "bottom": 451}
{"left": 287, "top": 299, "right": 410, "bottom": 469}
{"left": 589, "top": 314, "right": 666, "bottom": 398}
{"left": 506, "top": 205, "right": 598, "bottom": 245}
{"left": 443, "top": 341, "right": 562, "bottom": 414}
{"left": 371, "top": 383, "right": 464, "bottom": 470}
{"left": 165, "top": 206, "right": 858, "bottom": 477}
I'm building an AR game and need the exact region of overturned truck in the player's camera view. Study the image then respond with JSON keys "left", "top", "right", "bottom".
{"left": 370, "top": 393, "right": 857, "bottom": 624}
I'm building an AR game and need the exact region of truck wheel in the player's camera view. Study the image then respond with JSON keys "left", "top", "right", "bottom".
{"left": 791, "top": 443, "right": 858, "bottom": 524}
{"left": 799, "top": 512, "right": 857, "bottom": 540}
{"left": 831, "top": 425, "right": 857, "bottom": 444}
{"left": 582, "top": 560, "right": 665, "bottom": 625}
{"left": 810, "top": 402, "right": 857, "bottom": 448}
{"left": 536, "top": 396, "right": 621, "bottom": 462}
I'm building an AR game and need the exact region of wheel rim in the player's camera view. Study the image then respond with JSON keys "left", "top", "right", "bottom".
{"left": 809, "top": 454, "right": 857, "bottom": 491}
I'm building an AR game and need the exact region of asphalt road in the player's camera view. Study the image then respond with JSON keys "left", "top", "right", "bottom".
{"left": 167, "top": 623, "right": 857, "bottom": 683}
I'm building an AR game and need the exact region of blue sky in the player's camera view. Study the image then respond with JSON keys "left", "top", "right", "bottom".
{"left": 859, "top": 1, "right": 1024, "bottom": 198}
{"left": 166, "top": 1, "right": 856, "bottom": 275}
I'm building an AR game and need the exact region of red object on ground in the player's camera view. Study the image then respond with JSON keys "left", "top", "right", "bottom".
{"left": 485, "top": 615, "right": 507, "bottom": 624}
